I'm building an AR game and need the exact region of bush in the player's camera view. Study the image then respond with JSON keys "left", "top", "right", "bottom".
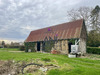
{"left": 87, "top": 47, "right": 100, "bottom": 54}
{"left": 19, "top": 46, "right": 25, "bottom": 51}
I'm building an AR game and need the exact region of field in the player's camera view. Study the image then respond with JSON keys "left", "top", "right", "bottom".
{"left": 0, "top": 48, "right": 100, "bottom": 75}
{"left": 0, "top": 48, "right": 20, "bottom": 51}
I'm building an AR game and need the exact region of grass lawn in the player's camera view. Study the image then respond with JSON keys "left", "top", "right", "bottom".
{"left": 0, "top": 51, "right": 100, "bottom": 75}
{"left": 0, "top": 48, "right": 20, "bottom": 51}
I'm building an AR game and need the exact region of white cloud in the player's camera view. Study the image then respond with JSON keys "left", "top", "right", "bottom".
{"left": 68, "top": 0, "right": 81, "bottom": 5}
{"left": 0, "top": 0, "right": 100, "bottom": 41}
{"left": 20, "top": 25, "right": 39, "bottom": 35}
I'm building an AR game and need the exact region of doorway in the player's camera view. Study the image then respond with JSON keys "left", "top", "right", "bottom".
{"left": 37, "top": 42, "right": 40, "bottom": 51}
{"left": 68, "top": 42, "right": 72, "bottom": 53}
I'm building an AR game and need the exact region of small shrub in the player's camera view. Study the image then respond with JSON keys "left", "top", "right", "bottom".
{"left": 87, "top": 47, "right": 100, "bottom": 54}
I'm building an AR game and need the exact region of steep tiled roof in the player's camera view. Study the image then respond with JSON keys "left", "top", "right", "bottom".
{"left": 25, "top": 19, "right": 83, "bottom": 42}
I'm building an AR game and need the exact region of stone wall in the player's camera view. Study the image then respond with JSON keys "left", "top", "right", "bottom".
{"left": 79, "top": 22, "right": 87, "bottom": 54}
{"left": 34, "top": 40, "right": 69, "bottom": 54}
{"left": 54, "top": 40, "right": 68, "bottom": 54}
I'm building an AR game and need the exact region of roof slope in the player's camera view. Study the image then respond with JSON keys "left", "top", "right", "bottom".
{"left": 25, "top": 19, "right": 83, "bottom": 42}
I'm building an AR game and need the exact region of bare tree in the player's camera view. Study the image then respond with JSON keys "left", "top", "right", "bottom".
{"left": 91, "top": 5, "right": 100, "bottom": 32}
{"left": 67, "top": 7, "right": 93, "bottom": 31}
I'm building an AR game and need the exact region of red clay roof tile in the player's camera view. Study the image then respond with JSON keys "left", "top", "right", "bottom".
{"left": 25, "top": 19, "right": 83, "bottom": 42}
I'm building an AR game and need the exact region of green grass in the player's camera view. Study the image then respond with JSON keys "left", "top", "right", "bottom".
{"left": 0, "top": 48, "right": 20, "bottom": 51}
{"left": 0, "top": 51, "right": 100, "bottom": 75}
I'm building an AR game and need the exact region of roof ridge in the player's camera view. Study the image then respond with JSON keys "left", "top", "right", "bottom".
{"left": 31, "top": 19, "right": 83, "bottom": 32}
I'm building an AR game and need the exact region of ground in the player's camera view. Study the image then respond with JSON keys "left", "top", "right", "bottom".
{"left": 0, "top": 48, "right": 100, "bottom": 75}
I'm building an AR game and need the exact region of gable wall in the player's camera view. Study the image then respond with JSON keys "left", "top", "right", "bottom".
{"left": 79, "top": 21, "right": 87, "bottom": 54}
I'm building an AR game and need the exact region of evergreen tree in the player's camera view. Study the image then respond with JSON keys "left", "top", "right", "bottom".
{"left": 91, "top": 5, "right": 100, "bottom": 32}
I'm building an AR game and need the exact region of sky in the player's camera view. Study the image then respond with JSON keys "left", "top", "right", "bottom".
{"left": 0, "top": 0, "right": 100, "bottom": 42}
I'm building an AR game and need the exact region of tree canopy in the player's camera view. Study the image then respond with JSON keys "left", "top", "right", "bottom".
{"left": 67, "top": 5, "right": 100, "bottom": 47}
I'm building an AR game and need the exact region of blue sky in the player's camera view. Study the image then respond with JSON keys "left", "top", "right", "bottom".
{"left": 0, "top": 0, "right": 100, "bottom": 42}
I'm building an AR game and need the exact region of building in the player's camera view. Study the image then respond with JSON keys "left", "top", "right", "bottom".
{"left": 10, "top": 42, "right": 24, "bottom": 46}
{"left": 25, "top": 19, "right": 87, "bottom": 54}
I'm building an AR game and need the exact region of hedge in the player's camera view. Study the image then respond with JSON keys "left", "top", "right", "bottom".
{"left": 87, "top": 47, "right": 100, "bottom": 54}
